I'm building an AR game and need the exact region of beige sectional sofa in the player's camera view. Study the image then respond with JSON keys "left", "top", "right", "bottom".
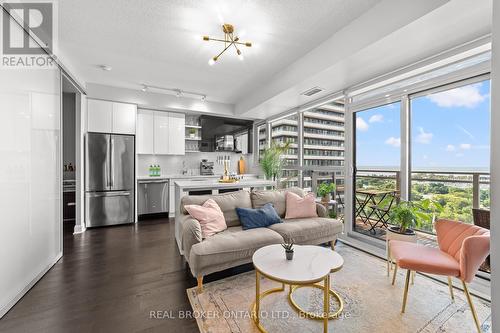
{"left": 179, "top": 187, "right": 343, "bottom": 291}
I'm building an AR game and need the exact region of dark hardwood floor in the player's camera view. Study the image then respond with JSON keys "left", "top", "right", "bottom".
{"left": 0, "top": 218, "right": 252, "bottom": 333}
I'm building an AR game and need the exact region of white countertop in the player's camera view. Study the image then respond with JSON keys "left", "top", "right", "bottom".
{"left": 174, "top": 178, "right": 274, "bottom": 190}
{"left": 137, "top": 173, "right": 259, "bottom": 181}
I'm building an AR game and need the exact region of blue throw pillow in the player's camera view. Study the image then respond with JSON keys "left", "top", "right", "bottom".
{"left": 236, "top": 203, "right": 282, "bottom": 230}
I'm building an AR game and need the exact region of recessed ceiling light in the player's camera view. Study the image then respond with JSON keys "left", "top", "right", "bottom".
{"left": 99, "top": 65, "right": 112, "bottom": 71}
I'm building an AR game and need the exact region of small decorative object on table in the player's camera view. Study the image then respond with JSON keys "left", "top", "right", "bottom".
{"left": 317, "top": 182, "right": 336, "bottom": 206}
{"left": 282, "top": 243, "right": 294, "bottom": 260}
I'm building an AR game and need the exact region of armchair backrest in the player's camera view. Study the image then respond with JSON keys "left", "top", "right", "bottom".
{"left": 435, "top": 219, "right": 490, "bottom": 282}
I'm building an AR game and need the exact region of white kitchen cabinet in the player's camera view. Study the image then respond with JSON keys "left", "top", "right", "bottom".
{"left": 153, "top": 112, "right": 169, "bottom": 154}
{"left": 137, "top": 110, "right": 154, "bottom": 154}
{"left": 87, "top": 99, "right": 112, "bottom": 133}
{"left": 87, "top": 99, "right": 136, "bottom": 134}
{"left": 168, "top": 112, "right": 185, "bottom": 155}
{"left": 112, "top": 102, "right": 136, "bottom": 134}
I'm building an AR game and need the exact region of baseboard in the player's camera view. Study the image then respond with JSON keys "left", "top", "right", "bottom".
{"left": 0, "top": 252, "right": 63, "bottom": 319}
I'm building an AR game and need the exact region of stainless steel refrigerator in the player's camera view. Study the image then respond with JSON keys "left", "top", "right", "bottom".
{"left": 85, "top": 133, "right": 135, "bottom": 227}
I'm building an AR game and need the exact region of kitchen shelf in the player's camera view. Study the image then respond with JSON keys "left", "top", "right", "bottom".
{"left": 185, "top": 150, "right": 201, "bottom": 153}
{"left": 185, "top": 125, "right": 202, "bottom": 129}
{"left": 185, "top": 137, "right": 202, "bottom": 140}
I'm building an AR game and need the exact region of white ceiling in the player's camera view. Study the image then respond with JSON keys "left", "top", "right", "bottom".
{"left": 58, "top": 0, "right": 381, "bottom": 103}
{"left": 57, "top": 0, "right": 492, "bottom": 120}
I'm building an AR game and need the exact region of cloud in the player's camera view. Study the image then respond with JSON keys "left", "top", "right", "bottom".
{"left": 446, "top": 144, "right": 456, "bottom": 152}
{"left": 356, "top": 117, "right": 369, "bottom": 131}
{"left": 415, "top": 127, "right": 433, "bottom": 144}
{"left": 385, "top": 137, "right": 401, "bottom": 147}
{"left": 459, "top": 143, "right": 472, "bottom": 150}
{"left": 427, "top": 83, "right": 487, "bottom": 108}
{"left": 455, "top": 124, "right": 475, "bottom": 140}
{"left": 369, "top": 114, "right": 384, "bottom": 123}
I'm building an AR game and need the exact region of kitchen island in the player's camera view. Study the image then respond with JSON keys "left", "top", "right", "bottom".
{"left": 174, "top": 178, "right": 276, "bottom": 254}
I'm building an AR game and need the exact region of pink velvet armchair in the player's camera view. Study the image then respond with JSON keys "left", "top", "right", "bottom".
{"left": 389, "top": 219, "right": 490, "bottom": 333}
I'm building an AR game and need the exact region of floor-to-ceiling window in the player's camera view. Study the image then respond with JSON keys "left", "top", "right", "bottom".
{"left": 410, "top": 78, "right": 491, "bottom": 232}
{"left": 353, "top": 102, "right": 401, "bottom": 237}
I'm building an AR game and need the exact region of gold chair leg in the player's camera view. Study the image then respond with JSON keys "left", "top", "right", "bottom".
{"left": 447, "top": 276, "right": 455, "bottom": 301}
{"left": 323, "top": 274, "right": 330, "bottom": 333}
{"left": 411, "top": 271, "right": 415, "bottom": 285}
{"left": 197, "top": 276, "right": 203, "bottom": 293}
{"left": 330, "top": 240, "right": 335, "bottom": 251}
{"left": 401, "top": 270, "right": 411, "bottom": 313}
{"left": 392, "top": 264, "right": 398, "bottom": 285}
{"left": 462, "top": 281, "right": 481, "bottom": 333}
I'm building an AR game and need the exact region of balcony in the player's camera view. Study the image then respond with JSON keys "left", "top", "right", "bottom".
{"left": 353, "top": 168, "right": 490, "bottom": 272}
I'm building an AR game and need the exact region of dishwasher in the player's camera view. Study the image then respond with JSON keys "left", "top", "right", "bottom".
{"left": 138, "top": 179, "right": 169, "bottom": 217}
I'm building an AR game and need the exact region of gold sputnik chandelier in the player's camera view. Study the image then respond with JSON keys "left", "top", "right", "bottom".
{"left": 203, "top": 24, "right": 252, "bottom": 65}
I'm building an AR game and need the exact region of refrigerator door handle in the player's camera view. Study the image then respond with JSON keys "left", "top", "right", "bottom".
{"left": 87, "top": 191, "right": 131, "bottom": 198}
{"left": 110, "top": 136, "right": 114, "bottom": 188}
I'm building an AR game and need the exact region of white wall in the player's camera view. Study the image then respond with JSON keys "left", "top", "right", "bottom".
{"left": 0, "top": 68, "right": 62, "bottom": 317}
{"left": 490, "top": 0, "right": 499, "bottom": 329}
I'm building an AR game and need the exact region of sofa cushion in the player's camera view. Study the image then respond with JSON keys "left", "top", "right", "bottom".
{"left": 251, "top": 187, "right": 304, "bottom": 218}
{"left": 184, "top": 199, "right": 227, "bottom": 238}
{"left": 181, "top": 190, "right": 252, "bottom": 227}
{"left": 285, "top": 192, "right": 318, "bottom": 219}
{"left": 236, "top": 203, "right": 282, "bottom": 230}
{"left": 189, "top": 226, "right": 284, "bottom": 276}
{"left": 268, "top": 217, "right": 343, "bottom": 244}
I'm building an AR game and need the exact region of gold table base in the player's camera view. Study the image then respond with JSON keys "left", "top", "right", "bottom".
{"left": 251, "top": 270, "right": 343, "bottom": 333}
{"left": 288, "top": 284, "right": 344, "bottom": 320}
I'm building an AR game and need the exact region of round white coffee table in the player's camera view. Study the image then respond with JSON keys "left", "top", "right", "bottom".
{"left": 251, "top": 244, "right": 344, "bottom": 333}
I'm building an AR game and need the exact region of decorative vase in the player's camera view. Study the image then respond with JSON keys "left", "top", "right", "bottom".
{"left": 285, "top": 250, "right": 294, "bottom": 260}
{"left": 190, "top": 133, "right": 195, "bottom": 138}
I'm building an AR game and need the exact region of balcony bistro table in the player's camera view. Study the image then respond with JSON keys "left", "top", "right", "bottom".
{"left": 251, "top": 244, "right": 344, "bottom": 333}
{"left": 355, "top": 189, "right": 396, "bottom": 232}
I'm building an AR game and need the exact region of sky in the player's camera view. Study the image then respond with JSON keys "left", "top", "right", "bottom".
{"left": 356, "top": 80, "right": 490, "bottom": 171}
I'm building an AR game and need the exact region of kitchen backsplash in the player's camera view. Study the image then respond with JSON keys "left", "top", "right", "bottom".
{"left": 138, "top": 152, "right": 259, "bottom": 177}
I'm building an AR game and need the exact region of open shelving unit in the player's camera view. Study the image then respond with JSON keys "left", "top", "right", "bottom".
{"left": 185, "top": 115, "right": 202, "bottom": 152}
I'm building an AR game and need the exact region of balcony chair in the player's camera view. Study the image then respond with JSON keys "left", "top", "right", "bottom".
{"left": 473, "top": 208, "right": 490, "bottom": 271}
{"left": 389, "top": 219, "right": 490, "bottom": 333}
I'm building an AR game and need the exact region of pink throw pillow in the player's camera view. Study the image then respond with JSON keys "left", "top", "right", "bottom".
{"left": 285, "top": 191, "right": 318, "bottom": 219}
{"left": 185, "top": 199, "right": 227, "bottom": 238}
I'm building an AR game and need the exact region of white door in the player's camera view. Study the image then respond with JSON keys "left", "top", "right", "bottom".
{"left": 168, "top": 112, "right": 185, "bottom": 155}
{"left": 154, "top": 111, "right": 169, "bottom": 154}
{"left": 137, "top": 110, "right": 154, "bottom": 154}
{"left": 87, "top": 99, "right": 112, "bottom": 133}
{"left": 112, "top": 102, "right": 136, "bottom": 134}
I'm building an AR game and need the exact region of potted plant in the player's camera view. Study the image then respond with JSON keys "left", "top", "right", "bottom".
{"left": 317, "top": 182, "right": 336, "bottom": 206}
{"left": 282, "top": 243, "right": 294, "bottom": 260}
{"left": 386, "top": 199, "right": 443, "bottom": 240}
{"left": 188, "top": 128, "right": 197, "bottom": 138}
{"left": 260, "top": 141, "right": 291, "bottom": 188}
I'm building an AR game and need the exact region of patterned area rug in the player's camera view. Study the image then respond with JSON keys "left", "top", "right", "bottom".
{"left": 187, "top": 244, "right": 491, "bottom": 333}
